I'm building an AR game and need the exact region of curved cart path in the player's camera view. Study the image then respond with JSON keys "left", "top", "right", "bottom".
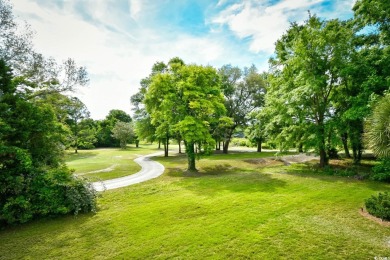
{"left": 92, "top": 152, "right": 164, "bottom": 191}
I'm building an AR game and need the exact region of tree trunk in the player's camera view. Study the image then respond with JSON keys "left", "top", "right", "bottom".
{"left": 163, "top": 138, "right": 169, "bottom": 157}
{"left": 223, "top": 139, "right": 230, "bottom": 154}
{"left": 298, "top": 143, "right": 303, "bottom": 153}
{"left": 187, "top": 142, "right": 196, "bottom": 171}
{"left": 158, "top": 140, "right": 161, "bottom": 149}
{"left": 318, "top": 122, "right": 328, "bottom": 168}
{"left": 341, "top": 133, "right": 351, "bottom": 158}
{"left": 257, "top": 138, "right": 262, "bottom": 152}
{"left": 352, "top": 143, "right": 362, "bottom": 165}
{"left": 215, "top": 140, "right": 221, "bottom": 151}
{"left": 222, "top": 127, "right": 235, "bottom": 154}
{"left": 178, "top": 138, "right": 182, "bottom": 154}
{"left": 75, "top": 136, "right": 78, "bottom": 153}
{"left": 350, "top": 120, "right": 363, "bottom": 165}
{"left": 135, "top": 140, "right": 139, "bottom": 148}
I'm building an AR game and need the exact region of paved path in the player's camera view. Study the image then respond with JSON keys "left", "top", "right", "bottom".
{"left": 92, "top": 152, "right": 165, "bottom": 191}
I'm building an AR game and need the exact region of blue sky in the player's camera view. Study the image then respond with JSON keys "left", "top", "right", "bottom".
{"left": 13, "top": 0, "right": 355, "bottom": 119}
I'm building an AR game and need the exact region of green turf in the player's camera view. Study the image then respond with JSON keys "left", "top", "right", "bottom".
{"left": 1, "top": 149, "right": 389, "bottom": 259}
{"left": 65, "top": 144, "right": 160, "bottom": 181}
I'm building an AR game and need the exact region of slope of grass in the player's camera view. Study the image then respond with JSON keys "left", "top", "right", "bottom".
{"left": 1, "top": 150, "right": 389, "bottom": 259}
{"left": 65, "top": 144, "right": 159, "bottom": 181}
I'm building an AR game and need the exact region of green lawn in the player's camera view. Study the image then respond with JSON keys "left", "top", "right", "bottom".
{"left": 65, "top": 144, "right": 160, "bottom": 181}
{"left": 1, "top": 148, "right": 389, "bottom": 259}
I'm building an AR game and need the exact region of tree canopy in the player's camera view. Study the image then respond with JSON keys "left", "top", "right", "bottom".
{"left": 144, "top": 59, "right": 226, "bottom": 171}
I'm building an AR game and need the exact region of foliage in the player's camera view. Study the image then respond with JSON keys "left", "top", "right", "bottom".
{"left": 0, "top": 146, "right": 97, "bottom": 225}
{"left": 76, "top": 118, "right": 97, "bottom": 149}
{"left": 145, "top": 58, "right": 226, "bottom": 170}
{"left": 231, "top": 138, "right": 252, "bottom": 147}
{"left": 370, "top": 159, "right": 390, "bottom": 182}
{"left": 353, "top": 0, "right": 390, "bottom": 42}
{"left": 106, "top": 109, "right": 132, "bottom": 123}
{"left": 111, "top": 121, "right": 134, "bottom": 149}
{"left": 365, "top": 93, "right": 390, "bottom": 159}
{"left": 0, "top": 0, "right": 96, "bottom": 225}
{"left": 365, "top": 192, "right": 390, "bottom": 221}
{"left": 65, "top": 97, "right": 91, "bottom": 153}
{"left": 95, "top": 109, "right": 132, "bottom": 147}
{"left": 267, "top": 16, "right": 354, "bottom": 167}
{"left": 218, "top": 64, "right": 266, "bottom": 153}
{"left": 130, "top": 61, "right": 166, "bottom": 146}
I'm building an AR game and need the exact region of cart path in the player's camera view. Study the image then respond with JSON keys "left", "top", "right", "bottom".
{"left": 92, "top": 152, "right": 164, "bottom": 191}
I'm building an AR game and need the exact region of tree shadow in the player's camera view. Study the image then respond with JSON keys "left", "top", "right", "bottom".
{"left": 65, "top": 151, "right": 99, "bottom": 162}
{"left": 279, "top": 161, "right": 389, "bottom": 191}
{"left": 165, "top": 163, "right": 287, "bottom": 195}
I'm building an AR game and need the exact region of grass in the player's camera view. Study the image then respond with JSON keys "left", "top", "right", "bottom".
{"left": 65, "top": 144, "right": 159, "bottom": 181}
{"left": 1, "top": 147, "right": 390, "bottom": 259}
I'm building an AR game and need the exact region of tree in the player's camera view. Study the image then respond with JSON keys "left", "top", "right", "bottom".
{"left": 95, "top": 109, "right": 132, "bottom": 147}
{"left": 246, "top": 111, "right": 267, "bottom": 152}
{"left": 267, "top": 16, "right": 354, "bottom": 167}
{"left": 353, "top": 0, "right": 390, "bottom": 41}
{"left": 0, "top": 1, "right": 96, "bottom": 225}
{"left": 365, "top": 93, "right": 390, "bottom": 158}
{"left": 77, "top": 118, "right": 97, "bottom": 149}
{"left": 145, "top": 59, "right": 226, "bottom": 171}
{"left": 0, "top": 59, "right": 96, "bottom": 226}
{"left": 218, "top": 64, "right": 266, "bottom": 153}
{"left": 111, "top": 121, "right": 134, "bottom": 149}
{"left": 106, "top": 109, "right": 132, "bottom": 123}
{"left": 130, "top": 61, "right": 167, "bottom": 149}
{"left": 65, "top": 97, "right": 90, "bottom": 153}
{"left": 338, "top": 0, "right": 390, "bottom": 164}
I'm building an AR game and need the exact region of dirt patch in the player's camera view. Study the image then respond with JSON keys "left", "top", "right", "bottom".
{"left": 277, "top": 154, "right": 318, "bottom": 165}
{"left": 359, "top": 209, "right": 390, "bottom": 227}
{"left": 244, "top": 158, "right": 283, "bottom": 167}
{"left": 245, "top": 154, "right": 318, "bottom": 167}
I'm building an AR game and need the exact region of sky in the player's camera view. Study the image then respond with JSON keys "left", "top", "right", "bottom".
{"left": 12, "top": 0, "right": 356, "bottom": 120}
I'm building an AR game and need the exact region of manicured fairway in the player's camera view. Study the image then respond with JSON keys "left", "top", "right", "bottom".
{"left": 65, "top": 145, "right": 159, "bottom": 181}
{"left": 1, "top": 149, "right": 389, "bottom": 259}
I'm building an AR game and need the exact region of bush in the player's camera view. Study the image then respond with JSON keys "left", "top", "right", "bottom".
{"left": 370, "top": 159, "right": 390, "bottom": 182}
{"left": 0, "top": 146, "right": 97, "bottom": 226}
{"left": 365, "top": 192, "right": 390, "bottom": 221}
{"left": 231, "top": 138, "right": 254, "bottom": 147}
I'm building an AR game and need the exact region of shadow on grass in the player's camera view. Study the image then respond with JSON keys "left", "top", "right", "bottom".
{"left": 164, "top": 163, "right": 287, "bottom": 195}
{"left": 209, "top": 151, "right": 281, "bottom": 160}
{"left": 278, "top": 161, "right": 390, "bottom": 191}
{"left": 65, "top": 151, "right": 99, "bottom": 162}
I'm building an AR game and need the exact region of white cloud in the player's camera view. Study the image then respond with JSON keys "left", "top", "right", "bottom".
{"left": 12, "top": 0, "right": 351, "bottom": 119}
{"left": 129, "top": 0, "right": 142, "bottom": 20}
{"left": 211, "top": 0, "right": 351, "bottom": 54}
{"left": 12, "top": 0, "right": 262, "bottom": 119}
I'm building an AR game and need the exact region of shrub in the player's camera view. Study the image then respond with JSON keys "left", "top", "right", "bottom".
{"left": 0, "top": 146, "right": 97, "bottom": 226}
{"left": 365, "top": 192, "right": 390, "bottom": 221}
{"left": 370, "top": 159, "right": 390, "bottom": 182}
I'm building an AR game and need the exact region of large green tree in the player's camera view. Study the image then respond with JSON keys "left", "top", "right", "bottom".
{"left": 342, "top": 0, "right": 390, "bottom": 163}
{"left": 0, "top": 1, "right": 96, "bottom": 225}
{"left": 111, "top": 121, "right": 135, "bottom": 149}
{"left": 218, "top": 65, "right": 266, "bottom": 153}
{"left": 267, "top": 16, "right": 354, "bottom": 167}
{"left": 65, "top": 97, "right": 90, "bottom": 153}
{"left": 0, "top": 60, "right": 96, "bottom": 225}
{"left": 95, "top": 109, "right": 132, "bottom": 147}
{"left": 145, "top": 59, "right": 226, "bottom": 171}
